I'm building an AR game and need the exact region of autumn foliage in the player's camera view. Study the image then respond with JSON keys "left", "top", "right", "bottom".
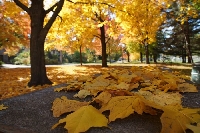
{"left": 50, "top": 65, "right": 200, "bottom": 133}
{"left": 0, "top": 65, "right": 200, "bottom": 132}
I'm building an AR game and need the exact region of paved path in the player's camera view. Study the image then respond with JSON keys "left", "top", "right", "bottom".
{"left": 0, "top": 83, "right": 199, "bottom": 133}
{"left": 0, "top": 84, "right": 163, "bottom": 133}
{"left": 0, "top": 63, "right": 197, "bottom": 133}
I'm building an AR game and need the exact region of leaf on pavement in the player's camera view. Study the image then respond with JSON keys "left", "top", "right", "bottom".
{"left": 160, "top": 107, "right": 191, "bottom": 133}
{"left": 177, "top": 83, "right": 198, "bottom": 92}
{"left": 137, "top": 90, "right": 182, "bottom": 107}
{"left": 100, "top": 96, "right": 146, "bottom": 122}
{"left": 52, "top": 96, "right": 88, "bottom": 117}
{"left": 54, "top": 86, "right": 67, "bottom": 92}
{"left": 74, "top": 90, "right": 91, "bottom": 99}
{"left": 186, "top": 124, "right": 200, "bottom": 133}
{"left": 94, "top": 91, "right": 112, "bottom": 105}
{"left": 114, "top": 82, "right": 130, "bottom": 90}
{"left": 52, "top": 105, "right": 108, "bottom": 133}
{"left": 0, "top": 104, "right": 8, "bottom": 110}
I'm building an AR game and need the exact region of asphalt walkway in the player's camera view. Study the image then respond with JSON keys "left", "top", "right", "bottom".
{"left": 0, "top": 83, "right": 199, "bottom": 133}
{"left": 0, "top": 64, "right": 198, "bottom": 133}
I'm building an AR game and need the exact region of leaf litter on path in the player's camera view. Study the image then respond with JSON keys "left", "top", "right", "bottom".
{"left": 50, "top": 65, "right": 200, "bottom": 133}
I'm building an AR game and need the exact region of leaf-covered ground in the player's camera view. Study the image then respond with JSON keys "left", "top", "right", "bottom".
{"left": 0, "top": 64, "right": 191, "bottom": 100}
{"left": 0, "top": 65, "right": 105, "bottom": 100}
{"left": 1, "top": 64, "right": 199, "bottom": 133}
{"left": 48, "top": 65, "right": 200, "bottom": 133}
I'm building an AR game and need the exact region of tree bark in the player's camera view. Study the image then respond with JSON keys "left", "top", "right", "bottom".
{"left": 145, "top": 44, "right": 150, "bottom": 64}
{"left": 181, "top": 21, "right": 193, "bottom": 63}
{"left": 59, "top": 51, "right": 62, "bottom": 64}
{"left": 140, "top": 52, "right": 143, "bottom": 63}
{"left": 100, "top": 21, "right": 108, "bottom": 67}
{"left": 14, "top": 0, "right": 64, "bottom": 86}
{"left": 79, "top": 45, "right": 83, "bottom": 66}
{"left": 28, "top": 1, "right": 51, "bottom": 86}
{"left": 127, "top": 50, "right": 130, "bottom": 62}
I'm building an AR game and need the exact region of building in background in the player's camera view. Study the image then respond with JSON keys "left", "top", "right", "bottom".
{"left": 0, "top": 49, "right": 8, "bottom": 63}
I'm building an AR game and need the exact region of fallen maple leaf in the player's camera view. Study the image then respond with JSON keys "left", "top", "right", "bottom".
{"left": 177, "top": 83, "right": 198, "bottom": 92}
{"left": 93, "top": 91, "right": 112, "bottom": 105}
{"left": 137, "top": 90, "right": 182, "bottom": 107}
{"left": 0, "top": 104, "right": 8, "bottom": 110}
{"left": 52, "top": 105, "right": 108, "bottom": 133}
{"left": 74, "top": 90, "right": 91, "bottom": 99}
{"left": 186, "top": 124, "right": 200, "bottom": 133}
{"left": 52, "top": 96, "right": 88, "bottom": 117}
{"left": 160, "top": 107, "right": 191, "bottom": 133}
{"left": 100, "top": 96, "right": 146, "bottom": 122}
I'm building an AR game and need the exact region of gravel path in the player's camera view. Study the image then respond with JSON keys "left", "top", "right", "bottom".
{"left": 0, "top": 84, "right": 199, "bottom": 133}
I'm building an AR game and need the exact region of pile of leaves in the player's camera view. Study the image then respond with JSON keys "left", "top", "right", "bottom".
{"left": 52, "top": 66, "right": 200, "bottom": 133}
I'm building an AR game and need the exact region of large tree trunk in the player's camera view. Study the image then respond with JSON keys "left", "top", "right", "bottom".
{"left": 14, "top": 0, "right": 64, "bottom": 87}
{"left": 100, "top": 23, "right": 108, "bottom": 67}
{"left": 28, "top": 1, "right": 51, "bottom": 86}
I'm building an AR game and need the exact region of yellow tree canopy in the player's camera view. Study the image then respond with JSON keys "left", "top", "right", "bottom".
{"left": 115, "top": 0, "right": 170, "bottom": 45}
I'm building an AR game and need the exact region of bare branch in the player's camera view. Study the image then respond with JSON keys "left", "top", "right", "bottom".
{"left": 13, "top": 0, "right": 29, "bottom": 13}
{"left": 94, "top": 34, "right": 101, "bottom": 39}
{"left": 105, "top": 37, "right": 110, "bottom": 44}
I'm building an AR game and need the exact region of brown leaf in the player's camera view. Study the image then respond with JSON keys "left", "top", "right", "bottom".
{"left": 52, "top": 96, "right": 88, "bottom": 117}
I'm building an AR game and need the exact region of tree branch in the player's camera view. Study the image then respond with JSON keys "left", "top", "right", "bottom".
{"left": 94, "top": 34, "right": 101, "bottom": 39}
{"left": 66, "top": 0, "right": 114, "bottom": 8}
{"left": 106, "top": 37, "right": 110, "bottom": 44}
{"left": 13, "top": 0, "right": 29, "bottom": 13}
{"left": 45, "top": 2, "right": 58, "bottom": 14}
{"left": 43, "top": 0, "right": 64, "bottom": 35}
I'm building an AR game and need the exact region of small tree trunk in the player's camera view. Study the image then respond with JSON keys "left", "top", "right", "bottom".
{"left": 100, "top": 20, "right": 108, "bottom": 67}
{"left": 145, "top": 44, "right": 150, "bottom": 64}
{"left": 60, "top": 51, "right": 62, "bottom": 64}
{"left": 127, "top": 50, "right": 130, "bottom": 62}
{"left": 182, "top": 48, "right": 186, "bottom": 63}
{"left": 79, "top": 45, "right": 83, "bottom": 66}
{"left": 140, "top": 52, "right": 143, "bottom": 63}
{"left": 181, "top": 21, "right": 193, "bottom": 63}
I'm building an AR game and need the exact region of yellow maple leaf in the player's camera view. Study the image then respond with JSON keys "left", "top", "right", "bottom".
{"left": 100, "top": 96, "right": 146, "bottom": 122}
{"left": 54, "top": 86, "right": 67, "bottom": 92}
{"left": 0, "top": 104, "right": 8, "bottom": 110}
{"left": 52, "top": 105, "right": 108, "bottom": 133}
{"left": 180, "top": 108, "right": 200, "bottom": 123}
{"left": 114, "top": 82, "right": 130, "bottom": 90}
{"left": 94, "top": 91, "right": 112, "bottom": 105}
{"left": 186, "top": 124, "right": 200, "bottom": 133}
{"left": 129, "top": 83, "right": 139, "bottom": 91}
{"left": 137, "top": 91, "right": 182, "bottom": 107}
{"left": 177, "top": 83, "right": 198, "bottom": 92}
{"left": 52, "top": 96, "right": 88, "bottom": 117}
{"left": 73, "top": 90, "right": 91, "bottom": 99}
{"left": 161, "top": 108, "right": 189, "bottom": 133}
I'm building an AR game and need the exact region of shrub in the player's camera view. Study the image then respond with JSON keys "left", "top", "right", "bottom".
{"left": 13, "top": 50, "right": 30, "bottom": 65}
{"left": 0, "top": 61, "right": 3, "bottom": 66}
